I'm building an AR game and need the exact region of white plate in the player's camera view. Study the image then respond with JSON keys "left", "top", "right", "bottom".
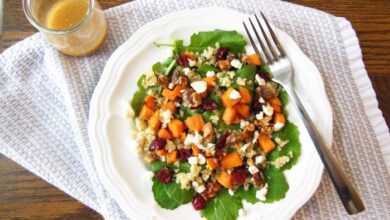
{"left": 89, "top": 7, "right": 333, "bottom": 220}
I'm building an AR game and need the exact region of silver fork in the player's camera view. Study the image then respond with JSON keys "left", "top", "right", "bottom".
{"left": 243, "top": 13, "right": 365, "bottom": 215}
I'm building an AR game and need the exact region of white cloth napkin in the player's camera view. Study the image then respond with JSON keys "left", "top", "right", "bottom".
{"left": 1, "top": 0, "right": 390, "bottom": 219}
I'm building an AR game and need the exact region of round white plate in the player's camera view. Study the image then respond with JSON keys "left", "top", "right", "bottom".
{"left": 89, "top": 7, "right": 333, "bottom": 220}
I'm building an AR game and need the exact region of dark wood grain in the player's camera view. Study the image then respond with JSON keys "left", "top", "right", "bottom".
{"left": 0, "top": 0, "right": 389, "bottom": 219}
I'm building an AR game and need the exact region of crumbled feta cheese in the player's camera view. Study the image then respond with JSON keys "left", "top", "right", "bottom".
{"left": 168, "top": 82, "right": 174, "bottom": 89}
{"left": 193, "top": 182, "right": 206, "bottom": 193}
{"left": 175, "top": 101, "right": 181, "bottom": 107}
{"left": 228, "top": 189, "right": 235, "bottom": 196}
{"left": 255, "top": 112, "right": 264, "bottom": 120}
{"left": 229, "top": 89, "right": 241, "bottom": 99}
{"left": 206, "top": 71, "right": 216, "bottom": 77}
{"left": 240, "top": 120, "right": 249, "bottom": 129}
{"left": 184, "top": 132, "right": 204, "bottom": 149}
{"left": 191, "top": 81, "right": 208, "bottom": 94}
{"left": 236, "top": 77, "right": 247, "bottom": 86}
{"left": 198, "top": 154, "right": 206, "bottom": 165}
{"left": 252, "top": 131, "right": 259, "bottom": 144}
{"left": 274, "top": 122, "right": 285, "bottom": 131}
{"left": 259, "top": 97, "right": 265, "bottom": 103}
{"left": 273, "top": 156, "right": 290, "bottom": 169}
{"left": 189, "top": 59, "right": 196, "bottom": 67}
{"left": 188, "top": 156, "right": 198, "bottom": 165}
{"left": 141, "top": 69, "right": 157, "bottom": 88}
{"left": 263, "top": 104, "right": 274, "bottom": 116}
{"left": 255, "top": 155, "right": 266, "bottom": 165}
{"left": 256, "top": 183, "right": 268, "bottom": 201}
{"left": 231, "top": 59, "right": 243, "bottom": 69}
{"left": 255, "top": 74, "right": 266, "bottom": 86}
{"left": 210, "top": 115, "right": 219, "bottom": 125}
{"left": 183, "top": 67, "right": 191, "bottom": 75}
{"left": 248, "top": 165, "right": 259, "bottom": 174}
{"left": 160, "top": 109, "right": 172, "bottom": 128}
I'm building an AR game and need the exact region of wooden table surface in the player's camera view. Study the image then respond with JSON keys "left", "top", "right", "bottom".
{"left": 1, "top": 0, "right": 389, "bottom": 219}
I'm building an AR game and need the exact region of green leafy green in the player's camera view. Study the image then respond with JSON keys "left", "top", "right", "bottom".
{"left": 154, "top": 40, "right": 186, "bottom": 55}
{"left": 152, "top": 57, "right": 176, "bottom": 76}
{"left": 233, "top": 64, "right": 256, "bottom": 93}
{"left": 150, "top": 161, "right": 191, "bottom": 173}
{"left": 188, "top": 30, "right": 247, "bottom": 54}
{"left": 279, "top": 90, "right": 289, "bottom": 116}
{"left": 152, "top": 178, "right": 195, "bottom": 210}
{"left": 131, "top": 75, "right": 147, "bottom": 116}
{"left": 264, "top": 167, "right": 289, "bottom": 203}
{"left": 201, "top": 189, "right": 243, "bottom": 220}
{"left": 269, "top": 122, "right": 301, "bottom": 171}
{"left": 235, "top": 185, "right": 259, "bottom": 204}
{"left": 198, "top": 65, "right": 219, "bottom": 77}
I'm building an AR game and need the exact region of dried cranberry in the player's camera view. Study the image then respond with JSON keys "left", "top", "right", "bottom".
{"left": 257, "top": 71, "right": 271, "bottom": 81}
{"left": 215, "top": 132, "right": 230, "bottom": 149}
{"left": 176, "top": 55, "right": 189, "bottom": 66}
{"left": 156, "top": 167, "right": 173, "bottom": 183}
{"left": 232, "top": 167, "right": 248, "bottom": 186}
{"left": 202, "top": 100, "right": 218, "bottom": 110}
{"left": 149, "top": 138, "right": 167, "bottom": 151}
{"left": 179, "top": 148, "right": 192, "bottom": 162}
{"left": 215, "top": 47, "right": 229, "bottom": 60}
{"left": 192, "top": 195, "right": 206, "bottom": 210}
{"left": 252, "top": 94, "right": 263, "bottom": 112}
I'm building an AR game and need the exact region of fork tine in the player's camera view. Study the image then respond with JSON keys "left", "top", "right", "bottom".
{"left": 243, "top": 22, "right": 265, "bottom": 63}
{"left": 248, "top": 18, "right": 273, "bottom": 64}
{"left": 260, "top": 12, "right": 286, "bottom": 57}
{"left": 255, "top": 14, "right": 280, "bottom": 61}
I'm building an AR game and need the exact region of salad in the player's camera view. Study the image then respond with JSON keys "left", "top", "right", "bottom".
{"left": 128, "top": 30, "right": 301, "bottom": 220}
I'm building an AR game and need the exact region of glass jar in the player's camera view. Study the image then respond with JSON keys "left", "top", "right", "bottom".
{"left": 23, "top": 0, "right": 107, "bottom": 56}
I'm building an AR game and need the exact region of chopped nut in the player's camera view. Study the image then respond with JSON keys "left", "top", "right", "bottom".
{"left": 215, "top": 60, "right": 231, "bottom": 71}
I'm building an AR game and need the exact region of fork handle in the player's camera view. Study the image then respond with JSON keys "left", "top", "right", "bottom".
{"left": 284, "top": 85, "right": 365, "bottom": 215}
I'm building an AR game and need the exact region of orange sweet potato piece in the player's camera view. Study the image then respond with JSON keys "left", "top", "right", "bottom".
{"left": 156, "top": 149, "right": 167, "bottom": 156}
{"left": 183, "top": 51, "right": 195, "bottom": 60}
{"left": 144, "top": 95, "right": 157, "bottom": 110}
{"left": 162, "top": 101, "right": 176, "bottom": 113}
{"left": 206, "top": 158, "right": 219, "bottom": 170}
{"left": 247, "top": 54, "right": 261, "bottom": 66}
{"left": 191, "top": 144, "right": 201, "bottom": 156}
{"left": 221, "top": 151, "right": 243, "bottom": 169}
{"left": 158, "top": 128, "right": 172, "bottom": 140}
{"left": 221, "top": 87, "right": 241, "bottom": 107}
{"left": 239, "top": 86, "right": 252, "bottom": 104}
{"left": 269, "top": 96, "right": 282, "bottom": 106}
{"left": 222, "top": 107, "right": 237, "bottom": 125}
{"left": 203, "top": 77, "right": 217, "bottom": 88}
{"left": 166, "top": 150, "right": 178, "bottom": 164}
{"left": 269, "top": 96, "right": 282, "bottom": 113}
{"left": 148, "top": 111, "right": 161, "bottom": 132}
{"left": 274, "top": 112, "right": 286, "bottom": 124}
{"left": 139, "top": 105, "right": 154, "bottom": 120}
{"left": 217, "top": 170, "right": 233, "bottom": 189}
{"left": 173, "top": 85, "right": 186, "bottom": 98}
{"left": 168, "top": 119, "right": 185, "bottom": 138}
{"left": 235, "top": 104, "right": 250, "bottom": 119}
{"left": 258, "top": 133, "right": 276, "bottom": 154}
{"left": 185, "top": 114, "right": 205, "bottom": 132}
{"left": 162, "top": 89, "right": 176, "bottom": 101}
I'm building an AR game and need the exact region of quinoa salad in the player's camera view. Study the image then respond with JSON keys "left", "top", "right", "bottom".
{"left": 128, "top": 30, "right": 301, "bottom": 220}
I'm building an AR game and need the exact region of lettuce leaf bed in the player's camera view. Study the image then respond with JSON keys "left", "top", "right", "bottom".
{"left": 131, "top": 30, "right": 301, "bottom": 220}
